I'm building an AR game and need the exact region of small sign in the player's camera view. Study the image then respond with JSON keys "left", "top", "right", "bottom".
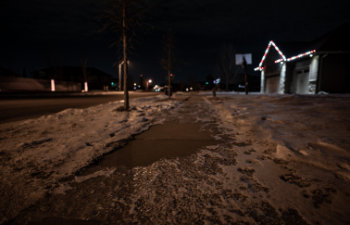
{"left": 235, "top": 54, "right": 252, "bottom": 65}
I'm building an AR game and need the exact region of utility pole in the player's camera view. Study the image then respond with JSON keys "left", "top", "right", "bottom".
{"left": 161, "top": 29, "right": 174, "bottom": 97}
{"left": 122, "top": 0, "right": 129, "bottom": 110}
{"left": 242, "top": 57, "right": 249, "bottom": 95}
{"left": 167, "top": 43, "right": 172, "bottom": 98}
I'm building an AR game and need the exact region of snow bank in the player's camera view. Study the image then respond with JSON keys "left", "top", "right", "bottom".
{"left": 0, "top": 94, "right": 179, "bottom": 223}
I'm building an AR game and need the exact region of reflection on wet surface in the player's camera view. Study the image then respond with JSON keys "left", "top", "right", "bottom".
{"left": 82, "top": 121, "right": 218, "bottom": 175}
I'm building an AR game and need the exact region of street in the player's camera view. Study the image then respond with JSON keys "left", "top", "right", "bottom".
{"left": 0, "top": 92, "right": 158, "bottom": 123}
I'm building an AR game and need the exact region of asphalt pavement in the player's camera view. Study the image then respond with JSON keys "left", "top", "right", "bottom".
{"left": 0, "top": 92, "right": 159, "bottom": 123}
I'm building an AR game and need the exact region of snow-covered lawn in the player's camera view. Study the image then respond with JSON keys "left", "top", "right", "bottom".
{"left": 211, "top": 94, "right": 350, "bottom": 182}
{"left": 206, "top": 94, "right": 350, "bottom": 224}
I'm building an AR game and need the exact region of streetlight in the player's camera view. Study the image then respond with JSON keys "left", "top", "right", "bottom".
{"left": 118, "top": 60, "right": 124, "bottom": 91}
{"left": 118, "top": 60, "right": 131, "bottom": 91}
{"left": 146, "top": 79, "right": 152, "bottom": 91}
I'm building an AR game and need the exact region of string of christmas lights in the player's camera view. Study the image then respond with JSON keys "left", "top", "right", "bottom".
{"left": 275, "top": 58, "right": 284, "bottom": 63}
{"left": 274, "top": 50, "right": 316, "bottom": 63}
{"left": 286, "top": 50, "right": 316, "bottom": 61}
{"left": 255, "top": 40, "right": 317, "bottom": 71}
{"left": 256, "top": 40, "right": 286, "bottom": 71}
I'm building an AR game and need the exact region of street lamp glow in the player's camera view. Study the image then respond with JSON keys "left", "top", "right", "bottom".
{"left": 148, "top": 79, "right": 152, "bottom": 84}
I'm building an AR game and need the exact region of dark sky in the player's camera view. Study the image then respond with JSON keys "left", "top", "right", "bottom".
{"left": 1, "top": 0, "right": 349, "bottom": 83}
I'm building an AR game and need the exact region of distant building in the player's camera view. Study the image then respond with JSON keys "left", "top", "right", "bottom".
{"left": 255, "top": 24, "right": 350, "bottom": 94}
{"left": 0, "top": 66, "right": 116, "bottom": 92}
{"left": 0, "top": 67, "right": 18, "bottom": 77}
{"left": 31, "top": 66, "right": 116, "bottom": 91}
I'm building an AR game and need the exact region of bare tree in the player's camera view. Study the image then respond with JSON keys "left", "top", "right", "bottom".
{"left": 161, "top": 30, "right": 175, "bottom": 98}
{"left": 242, "top": 57, "right": 248, "bottom": 95}
{"left": 121, "top": 1, "right": 129, "bottom": 109}
{"left": 218, "top": 43, "right": 236, "bottom": 91}
{"left": 101, "top": 0, "right": 150, "bottom": 110}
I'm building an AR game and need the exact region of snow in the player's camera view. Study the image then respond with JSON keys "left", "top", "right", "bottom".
{"left": 0, "top": 94, "right": 180, "bottom": 223}
{"left": 1, "top": 95, "right": 177, "bottom": 177}
{"left": 211, "top": 94, "right": 350, "bottom": 180}
{"left": 205, "top": 94, "right": 350, "bottom": 224}
{"left": 1, "top": 92, "right": 350, "bottom": 224}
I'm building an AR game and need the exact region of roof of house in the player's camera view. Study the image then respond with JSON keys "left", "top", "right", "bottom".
{"left": 314, "top": 23, "right": 350, "bottom": 52}
{"left": 279, "top": 23, "right": 350, "bottom": 54}
{"left": 255, "top": 23, "right": 350, "bottom": 70}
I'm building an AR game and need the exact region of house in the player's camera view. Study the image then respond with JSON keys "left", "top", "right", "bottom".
{"left": 0, "top": 66, "right": 116, "bottom": 92}
{"left": 255, "top": 24, "right": 350, "bottom": 94}
{"left": 31, "top": 66, "right": 116, "bottom": 91}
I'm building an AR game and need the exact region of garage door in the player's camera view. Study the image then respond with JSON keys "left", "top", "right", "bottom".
{"left": 292, "top": 69, "right": 309, "bottom": 94}
{"left": 265, "top": 75, "right": 280, "bottom": 93}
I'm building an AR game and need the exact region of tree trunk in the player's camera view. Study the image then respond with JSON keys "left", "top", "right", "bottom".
{"left": 225, "top": 73, "right": 229, "bottom": 91}
{"left": 242, "top": 57, "right": 248, "bottom": 95}
{"left": 167, "top": 47, "right": 171, "bottom": 98}
{"left": 244, "top": 72, "right": 248, "bottom": 95}
{"left": 122, "top": 1, "right": 129, "bottom": 110}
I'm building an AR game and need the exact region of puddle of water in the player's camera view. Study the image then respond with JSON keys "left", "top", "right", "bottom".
{"left": 82, "top": 121, "right": 218, "bottom": 174}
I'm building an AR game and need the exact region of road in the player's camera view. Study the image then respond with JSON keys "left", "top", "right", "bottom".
{"left": 0, "top": 92, "right": 158, "bottom": 123}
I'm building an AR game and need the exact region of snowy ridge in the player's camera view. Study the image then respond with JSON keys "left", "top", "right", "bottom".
{"left": 0, "top": 94, "right": 180, "bottom": 223}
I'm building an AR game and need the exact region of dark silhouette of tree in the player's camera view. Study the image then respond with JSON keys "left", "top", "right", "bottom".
{"left": 161, "top": 30, "right": 175, "bottom": 98}
{"left": 81, "top": 56, "right": 88, "bottom": 82}
{"left": 218, "top": 43, "right": 236, "bottom": 91}
{"left": 242, "top": 56, "right": 248, "bottom": 95}
{"left": 101, "top": 0, "right": 151, "bottom": 110}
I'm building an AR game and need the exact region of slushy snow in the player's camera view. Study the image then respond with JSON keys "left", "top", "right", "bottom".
{"left": 1, "top": 92, "right": 350, "bottom": 225}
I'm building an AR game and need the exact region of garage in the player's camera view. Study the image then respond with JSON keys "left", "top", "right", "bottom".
{"left": 265, "top": 74, "right": 280, "bottom": 93}
{"left": 291, "top": 63, "right": 310, "bottom": 94}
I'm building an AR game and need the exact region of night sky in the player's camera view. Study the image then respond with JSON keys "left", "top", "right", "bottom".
{"left": 1, "top": 0, "right": 349, "bottom": 84}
